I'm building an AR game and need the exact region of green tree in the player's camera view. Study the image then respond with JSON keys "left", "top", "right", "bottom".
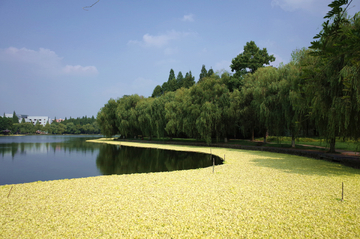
{"left": 168, "top": 78, "right": 178, "bottom": 92}
{"left": 152, "top": 92, "right": 175, "bottom": 139}
{"left": 82, "top": 123, "right": 95, "bottom": 134}
{"left": 283, "top": 48, "right": 314, "bottom": 147}
{"left": 165, "top": 87, "right": 190, "bottom": 138}
{"left": 12, "top": 123, "right": 20, "bottom": 134}
{"left": 12, "top": 111, "right": 19, "bottom": 123}
{"left": 199, "top": 65, "right": 208, "bottom": 82}
{"left": 305, "top": 0, "right": 360, "bottom": 152}
{"left": 168, "top": 69, "right": 176, "bottom": 82}
{"left": 231, "top": 77, "right": 264, "bottom": 141}
{"left": 50, "top": 123, "right": 58, "bottom": 134}
{"left": 136, "top": 97, "right": 155, "bottom": 139}
{"left": 188, "top": 75, "right": 232, "bottom": 144}
{"left": 116, "top": 95, "right": 141, "bottom": 138}
{"left": 66, "top": 122, "right": 77, "bottom": 134}
{"left": 249, "top": 66, "right": 285, "bottom": 143}
{"left": 57, "top": 123, "right": 66, "bottom": 134}
{"left": 161, "top": 82, "right": 169, "bottom": 94}
{"left": 19, "top": 122, "right": 35, "bottom": 134}
{"left": 97, "top": 98, "right": 119, "bottom": 137}
{"left": 44, "top": 121, "right": 51, "bottom": 134}
{"left": 207, "top": 68, "right": 214, "bottom": 77}
{"left": 0, "top": 116, "right": 13, "bottom": 132}
{"left": 152, "top": 85, "right": 162, "bottom": 97}
{"left": 230, "top": 41, "right": 275, "bottom": 78}
{"left": 92, "top": 121, "right": 100, "bottom": 134}
{"left": 35, "top": 120, "right": 43, "bottom": 132}
{"left": 182, "top": 71, "right": 195, "bottom": 88}
{"left": 176, "top": 71, "right": 184, "bottom": 89}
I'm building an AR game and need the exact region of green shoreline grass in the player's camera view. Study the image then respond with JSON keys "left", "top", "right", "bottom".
{"left": 1, "top": 139, "right": 360, "bottom": 238}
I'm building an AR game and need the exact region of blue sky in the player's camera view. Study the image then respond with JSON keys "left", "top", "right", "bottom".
{"left": 1, "top": 0, "right": 359, "bottom": 119}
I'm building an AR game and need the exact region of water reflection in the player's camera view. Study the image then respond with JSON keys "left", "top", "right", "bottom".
{"left": 0, "top": 136, "right": 100, "bottom": 158}
{"left": 0, "top": 136, "right": 223, "bottom": 185}
{"left": 96, "top": 144, "right": 223, "bottom": 175}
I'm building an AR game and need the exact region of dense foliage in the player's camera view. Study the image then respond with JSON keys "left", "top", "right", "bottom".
{"left": 51, "top": 116, "right": 100, "bottom": 134}
{"left": 0, "top": 115, "right": 13, "bottom": 132}
{"left": 97, "top": 1, "right": 359, "bottom": 151}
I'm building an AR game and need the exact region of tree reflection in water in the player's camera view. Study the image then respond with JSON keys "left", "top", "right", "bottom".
{"left": 96, "top": 144, "right": 223, "bottom": 175}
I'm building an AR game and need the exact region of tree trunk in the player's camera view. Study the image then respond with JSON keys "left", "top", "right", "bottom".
{"left": 251, "top": 128, "right": 255, "bottom": 141}
{"left": 291, "top": 134, "right": 295, "bottom": 148}
{"left": 263, "top": 130, "right": 267, "bottom": 144}
{"left": 306, "top": 120, "right": 308, "bottom": 137}
{"left": 224, "top": 137, "right": 228, "bottom": 143}
{"left": 328, "top": 137, "right": 336, "bottom": 153}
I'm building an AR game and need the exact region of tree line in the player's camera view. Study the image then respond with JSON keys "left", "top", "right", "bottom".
{"left": 0, "top": 113, "right": 100, "bottom": 135}
{"left": 45, "top": 116, "right": 100, "bottom": 134}
{"left": 97, "top": 1, "right": 359, "bottom": 153}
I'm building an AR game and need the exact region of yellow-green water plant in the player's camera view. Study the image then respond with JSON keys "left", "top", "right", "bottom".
{"left": 1, "top": 139, "right": 359, "bottom": 238}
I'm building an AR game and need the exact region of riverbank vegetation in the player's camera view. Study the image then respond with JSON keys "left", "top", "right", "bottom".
{"left": 97, "top": 2, "right": 360, "bottom": 153}
{"left": 1, "top": 140, "right": 359, "bottom": 237}
{"left": 0, "top": 115, "right": 100, "bottom": 135}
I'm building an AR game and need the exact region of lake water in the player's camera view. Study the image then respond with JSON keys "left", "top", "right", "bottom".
{"left": 0, "top": 135, "right": 222, "bottom": 185}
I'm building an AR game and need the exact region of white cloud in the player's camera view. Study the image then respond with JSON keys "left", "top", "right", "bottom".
{"left": 128, "top": 30, "right": 190, "bottom": 48}
{"left": 63, "top": 65, "right": 98, "bottom": 75}
{"left": 0, "top": 47, "right": 98, "bottom": 77}
{"left": 0, "top": 47, "right": 62, "bottom": 71}
{"left": 214, "top": 60, "right": 232, "bottom": 72}
{"left": 182, "top": 14, "right": 194, "bottom": 22}
{"left": 271, "top": 0, "right": 332, "bottom": 14}
{"left": 269, "top": 53, "right": 284, "bottom": 67}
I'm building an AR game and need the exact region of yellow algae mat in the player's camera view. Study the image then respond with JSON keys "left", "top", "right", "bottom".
{"left": 1, "top": 139, "right": 360, "bottom": 238}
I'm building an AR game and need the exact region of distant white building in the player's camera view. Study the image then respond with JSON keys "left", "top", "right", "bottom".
{"left": 25, "top": 116, "right": 52, "bottom": 126}
{"left": 5, "top": 114, "right": 52, "bottom": 126}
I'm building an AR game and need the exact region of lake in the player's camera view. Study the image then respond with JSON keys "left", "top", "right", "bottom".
{"left": 0, "top": 135, "right": 222, "bottom": 185}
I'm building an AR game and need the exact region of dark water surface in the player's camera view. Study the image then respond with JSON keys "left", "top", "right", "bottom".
{"left": 0, "top": 135, "right": 222, "bottom": 185}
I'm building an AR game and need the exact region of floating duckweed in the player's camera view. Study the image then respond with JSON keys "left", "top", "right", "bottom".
{"left": 1, "top": 139, "right": 359, "bottom": 238}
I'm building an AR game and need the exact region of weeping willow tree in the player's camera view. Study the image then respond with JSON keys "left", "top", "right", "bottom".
{"left": 189, "top": 75, "right": 232, "bottom": 144}
{"left": 135, "top": 97, "right": 155, "bottom": 139}
{"left": 116, "top": 95, "right": 141, "bottom": 138}
{"left": 306, "top": 0, "right": 360, "bottom": 153}
{"left": 242, "top": 66, "right": 283, "bottom": 143}
{"left": 97, "top": 98, "right": 119, "bottom": 137}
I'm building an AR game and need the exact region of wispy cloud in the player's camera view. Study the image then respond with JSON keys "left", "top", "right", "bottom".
{"left": 0, "top": 47, "right": 98, "bottom": 77}
{"left": 128, "top": 30, "right": 191, "bottom": 48}
{"left": 270, "top": 53, "right": 284, "bottom": 67}
{"left": 63, "top": 65, "right": 98, "bottom": 75}
{"left": 182, "top": 14, "right": 194, "bottom": 22}
{"left": 271, "top": 0, "right": 332, "bottom": 14}
{"left": 214, "top": 60, "right": 231, "bottom": 72}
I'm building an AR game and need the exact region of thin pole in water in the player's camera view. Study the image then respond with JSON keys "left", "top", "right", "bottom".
{"left": 7, "top": 186, "right": 13, "bottom": 198}
{"left": 213, "top": 156, "right": 215, "bottom": 173}
{"left": 210, "top": 148, "right": 214, "bottom": 173}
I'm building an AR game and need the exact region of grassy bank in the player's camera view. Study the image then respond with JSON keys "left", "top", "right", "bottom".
{"left": 263, "top": 136, "right": 360, "bottom": 152}
{"left": 1, "top": 139, "right": 360, "bottom": 238}
{"left": 122, "top": 136, "right": 360, "bottom": 152}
